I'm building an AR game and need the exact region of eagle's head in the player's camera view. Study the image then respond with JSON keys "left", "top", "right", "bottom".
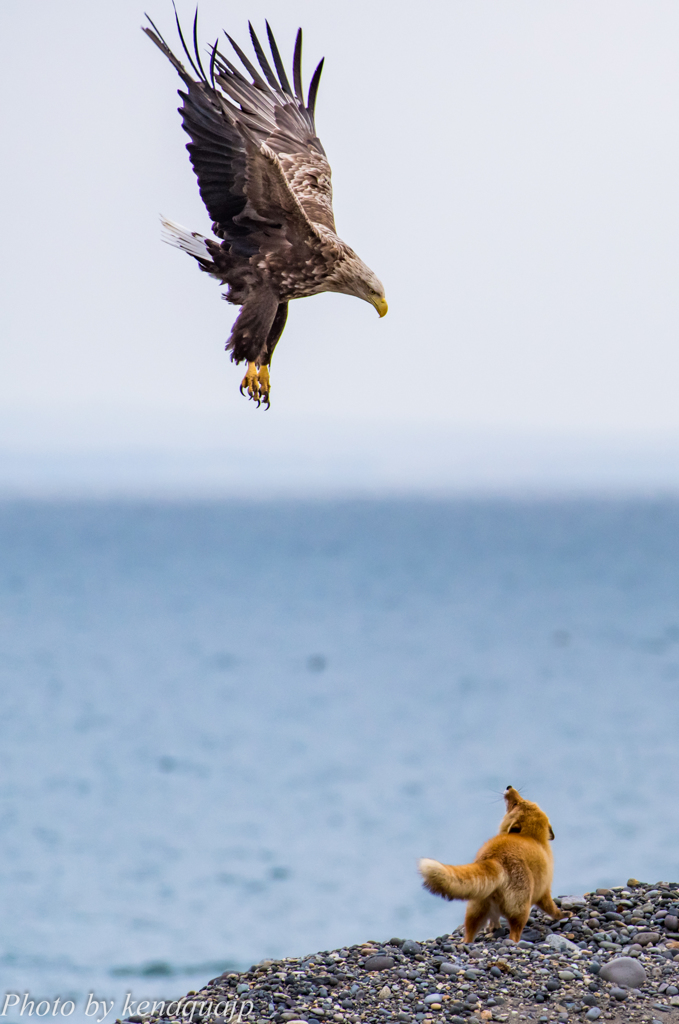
{"left": 329, "top": 248, "right": 388, "bottom": 317}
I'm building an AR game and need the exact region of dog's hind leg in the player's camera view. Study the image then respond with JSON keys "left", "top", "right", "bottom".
{"left": 464, "top": 899, "right": 492, "bottom": 943}
{"left": 536, "top": 893, "right": 563, "bottom": 921}
{"left": 506, "top": 905, "right": 531, "bottom": 942}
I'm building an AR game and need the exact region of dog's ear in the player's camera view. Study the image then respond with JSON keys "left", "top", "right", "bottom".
{"left": 508, "top": 824, "right": 521, "bottom": 834}
{"left": 548, "top": 824, "right": 555, "bottom": 840}
{"left": 504, "top": 785, "right": 521, "bottom": 809}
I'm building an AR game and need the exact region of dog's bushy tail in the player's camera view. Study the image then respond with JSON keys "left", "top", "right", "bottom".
{"left": 418, "top": 857, "right": 506, "bottom": 901}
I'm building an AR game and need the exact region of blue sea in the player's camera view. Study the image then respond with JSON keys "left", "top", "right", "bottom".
{"left": 2, "top": 498, "right": 679, "bottom": 1019}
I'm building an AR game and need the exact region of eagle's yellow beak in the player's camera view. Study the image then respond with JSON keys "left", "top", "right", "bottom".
{"left": 373, "top": 296, "right": 388, "bottom": 318}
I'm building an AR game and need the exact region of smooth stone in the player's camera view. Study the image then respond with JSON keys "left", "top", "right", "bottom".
{"left": 439, "top": 963, "right": 457, "bottom": 975}
{"left": 396, "top": 1014, "right": 410, "bottom": 1022}
{"left": 634, "top": 931, "right": 661, "bottom": 945}
{"left": 558, "top": 971, "right": 575, "bottom": 981}
{"left": 237, "top": 984, "right": 250, "bottom": 993}
{"left": 560, "top": 896, "right": 587, "bottom": 910}
{"left": 664, "top": 916, "right": 679, "bottom": 932}
{"left": 545, "top": 933, "right": 580, "bottom": 953}
{"left": 423, "top": 995, "right": 440, "bottom": 1005}
{"left": 599, "top": 957, "right": 647, "bottom": 987}
{"left": 401, "top": 940, "right": 422, "bottom": 955}
{"left": 610, "top": 987, "right": 628, "bottom": 1001}
{"left": 585, "top": 1010, "right": 602, "bottom": 1021}
{"left": 364, "top": 956, "right": 395, "bottom": 971}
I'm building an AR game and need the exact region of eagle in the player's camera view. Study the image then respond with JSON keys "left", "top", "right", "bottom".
{"left": 144, "top": 12, "right": 388, "bottom": 408}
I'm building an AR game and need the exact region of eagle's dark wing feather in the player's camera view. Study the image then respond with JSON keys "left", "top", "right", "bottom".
{"left": 144, "top": 16, "right": 336, "bottom": 234}
{"left": 144, "top": 22, "right": 249, "bottom": 236}
{"left": 216, "top": 24, "right": 335, "bottom": 231}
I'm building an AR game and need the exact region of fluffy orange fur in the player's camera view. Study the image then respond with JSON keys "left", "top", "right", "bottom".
{"left": 418, "top": 786, "right": 563, "bottom": 943}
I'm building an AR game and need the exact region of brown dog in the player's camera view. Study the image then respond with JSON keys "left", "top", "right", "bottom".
{"left": 418, "top": 786, "right": 563, "bottom": 943}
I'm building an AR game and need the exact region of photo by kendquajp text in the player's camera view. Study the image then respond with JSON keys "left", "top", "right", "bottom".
{"left": 1, "top": 995, "right": 254, "bottom": 1023}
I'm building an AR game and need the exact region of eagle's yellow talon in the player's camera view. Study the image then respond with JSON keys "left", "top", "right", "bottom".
{"left": 240, "top": 363, "right": 270, "bottom": 407}
{"left": 240, "top": 361, "right": 260, "bottom": 401}
{"left": 258, "top": 365, "right": 271, "bottom": 407}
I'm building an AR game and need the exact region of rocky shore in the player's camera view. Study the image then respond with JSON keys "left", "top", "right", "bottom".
{"left": 122, "top": 879, "right": 679, "bottom": 1024}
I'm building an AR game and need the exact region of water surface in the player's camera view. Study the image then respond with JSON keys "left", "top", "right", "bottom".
{"left": 1, "top": 499, "right": 678, "bottom": 1013}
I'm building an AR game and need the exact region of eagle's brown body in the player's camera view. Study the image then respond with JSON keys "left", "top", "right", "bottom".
{"left": 145, "top": 15, "right": 387, "bottom": 407}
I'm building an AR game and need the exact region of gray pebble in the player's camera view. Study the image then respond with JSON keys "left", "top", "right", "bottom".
{"left": 610, "top": 987, "right": 628, "bottom": 1001}
{"left": 560, "top": 896, "right": 587, "bottom": 911}
{"left": 363, "top": 955, "right": 394, "bottom": 971}
{"left": 401, "top": 940, "right": 422, "bottom": 955}
{"left": 585, "top": 1009, "right": 602, "bottom": 1021}
{"left": 599, "top": 956, "right": 647, "bottom": 987}
{"left": 439, "top": 963, "right": 456, "bottom": 975}
{"left": 545, "top": 934, "right": 580, "bottom": 953}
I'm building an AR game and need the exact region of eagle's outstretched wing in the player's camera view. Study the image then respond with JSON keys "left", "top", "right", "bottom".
{"left": 143, "top": 13, "right": 335, "bottom": 241}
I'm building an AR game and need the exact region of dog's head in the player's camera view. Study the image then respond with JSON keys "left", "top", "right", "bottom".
{"left": 500, "top": 785, "right": 555, "bottom": 842}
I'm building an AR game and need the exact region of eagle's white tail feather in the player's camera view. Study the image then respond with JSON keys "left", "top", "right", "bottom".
{"left": 160, "top": 216, "right": 213, "bottom": 264}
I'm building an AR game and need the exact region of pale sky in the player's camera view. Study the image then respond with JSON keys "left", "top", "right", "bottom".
{"left": 2, "top": 0, "right": 679, "bottom": 482}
